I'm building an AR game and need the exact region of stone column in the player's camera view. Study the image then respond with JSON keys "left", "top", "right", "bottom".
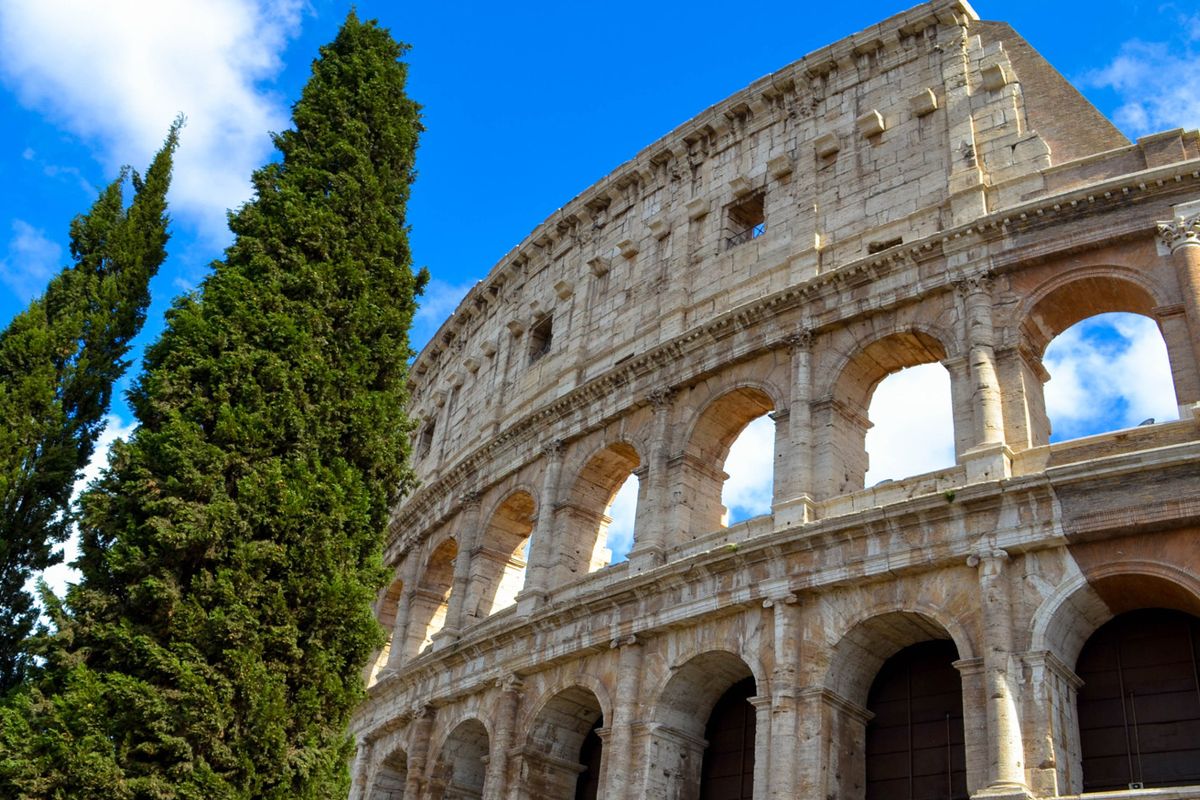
{"left": 765, "top": 595, "right": 802, "bottom": 800}
{"left": 774, "top": 331, "right": 815, "bottom": 526}
{"left": 518, "top": 440, "right": 564, "bottom": 614}
{"left": 484, "top": 675, "right": 523, "bottom": 800}
{"left": 748, "top": 695, "right": 773, "bottom": 800}
{"left": 385, "top": 555, "right": 423, "bottom": 671}
{"left": 605, "top": 635, "right": 644, "bottom": 799}
{"left": 439, "top": 491, "right": 483, "bottom": 643}
{"left": 406, "top": 706, "right": 436, "bottom": 799}
{"left": 348, "top": 736, "right": 371, "bottom": 800}
{"left": 956, "top": 275, "right": 1011, "bottom": 482}
{"left": 1157, "top": 212, "right": 1200, "bottom": 414}
{"left": 629, "top": 389, "right": 672, "bottom": 572}
{"left": 968, "top": 549, "right": 1031, "bottom": 799}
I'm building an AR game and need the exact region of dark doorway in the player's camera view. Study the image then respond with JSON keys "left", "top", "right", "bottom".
{"left": 1077, "top": 608, "right": 1200, "bottom": 791}
{"left": 699, "top": 676, "right": 756, "bottom": 800}
{"left": 574, "top": 717, "right": 603, "bottom": 800}
{"left": 865, "top": 639, "right": 967, "bottom": 800}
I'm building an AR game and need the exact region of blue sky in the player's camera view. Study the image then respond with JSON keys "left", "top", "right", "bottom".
{"left": 0, "top": 1, "right": 1195, "bottom": 574}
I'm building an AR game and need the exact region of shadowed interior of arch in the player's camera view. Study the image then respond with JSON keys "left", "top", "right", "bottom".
{"left": 1043, "top": 312, "right": 1178, "bottom": 442}
{"left": 563, "top": 443, "right": 640, "bottom": 571}
{"left": 406, "top": 538, "right": 457, "bottom": 658}
{"left": 525, "top": 686, "right": 605, "bottom": 799}
{"left": 434, "top": 719, "right": 489, "bottom": 798}
{"left": 371, "top": 747, "right": 408, "bottom": 800}
{"left": 686, "top": 387, "right": 775, "bottom": 533}
{"left": 466, "top": 492, "right": 535, "bottom": 620}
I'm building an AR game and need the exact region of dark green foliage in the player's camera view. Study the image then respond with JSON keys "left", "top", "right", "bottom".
{"left": 1, "top": 13, "right": 423, "bottom": 799}
{"left": 0, "top": 123, "right": 179, "bottom": 692}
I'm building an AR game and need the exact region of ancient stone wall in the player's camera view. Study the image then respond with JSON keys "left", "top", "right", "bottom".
{"left": 351, "top": 2, "right": 1200, "bottom": 798}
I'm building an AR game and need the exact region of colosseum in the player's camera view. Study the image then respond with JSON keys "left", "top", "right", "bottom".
{"left": 349, "top": 1, "right": 1200, "bottom": 798}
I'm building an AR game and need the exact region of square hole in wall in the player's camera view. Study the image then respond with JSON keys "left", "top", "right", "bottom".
{"left": 726, "top": 192, "right": 765, "bottom": 249}
{"left": 528, "top": 315, "right": 553, "bottom": 363}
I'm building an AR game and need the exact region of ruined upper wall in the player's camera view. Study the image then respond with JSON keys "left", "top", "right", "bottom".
{"left": 400, "top": 0, "right": 1183, "bottom": 498}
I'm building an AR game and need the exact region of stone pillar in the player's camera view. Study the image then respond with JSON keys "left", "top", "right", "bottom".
{"left": 629, "top": 389, "right": 672, "bottom": 572}
{"left": 406, "top": 706, "right": 436, "bottom": 799}
{"left": 439, "top": 491, "right": 483, "bottom": 645}
{"left": 968, "top": 549, "right": 1032, "bottom": 799}
{"left": 748, "top": 695, "right": 773, "bottom": 800}
{"left": 518, "top": 440, "right": 564, "bottom": 614}
{"left": 484, "top": 675, "right": 523, "bottom": 800}
{"left": 1157, "top": 212, "right": 1200, "bottom": 414}
{"left": 605, "top": 636, "right": 644, "bottom": 799}
{"left": 956, "top": 275, "right": 1012, "bottom": 482}
{"left": 765, "top": 595, "right": 802, "bottom": 800}
{"left": 1020, "top": 651, "right": 1085, "bottom": 797}
{"left": 385, "top": 555, "right": 423, "bottom": 671}
{"left": 774, "top": 332, "right": 816, "bottom": 526}
{"left": 349, "top": 736, "right": 371, "bottom": 800}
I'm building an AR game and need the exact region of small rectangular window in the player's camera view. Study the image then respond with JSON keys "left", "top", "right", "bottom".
{"left": 418, "top": 421, "right": 435, "bottom": 458}
{"left": 726, "top": 193, "right": 765, "bottom": 249}
{"left": 528, "top": 316, "right": 553, "bottom": 363}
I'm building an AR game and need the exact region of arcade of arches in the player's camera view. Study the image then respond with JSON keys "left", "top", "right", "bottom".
{"left": 351, "top": 2, "right": 1200, "bottom": 798}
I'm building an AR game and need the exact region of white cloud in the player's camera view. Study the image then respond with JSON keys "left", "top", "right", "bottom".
{"left": 606, "top": 474, "right": 639, "bottom": 563}
{"left": 413, "top": 278, "right": 474, "bottom": 352}
{"left": 37, "top": 414, "right": 138, "bottom": 602}
{"left": 722, "top": 415, "right": 775, "bottom": 524}
{"left": 865, "top": 363, "right": 955, "bottom": 485}
{"left": 1080, "top": 15, "right": 1200, "bottom": 137}
{"left": 0, "top": 219, "right": 62, "bottom": 301}
{"left": 0, "top": 0, "right": 303, "bottom": 245}
{"left": 1044, "top": 313, "right": 1177, "bottom": 441}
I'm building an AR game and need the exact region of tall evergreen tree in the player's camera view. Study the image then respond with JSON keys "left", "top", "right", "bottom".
{"left": 0, "top": 122, "right": 179, "bottom": 691}
{"left": 0, "top": 13, "right": 424, "bottom": 799}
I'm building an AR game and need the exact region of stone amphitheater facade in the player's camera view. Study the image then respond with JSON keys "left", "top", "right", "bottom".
{"left": 349, "top": 1, "right": 1200, "bottom": 798}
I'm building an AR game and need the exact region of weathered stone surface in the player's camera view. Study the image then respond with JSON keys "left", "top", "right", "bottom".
{"left": 350, "top": 2, "right": 1200, "bottom": 799}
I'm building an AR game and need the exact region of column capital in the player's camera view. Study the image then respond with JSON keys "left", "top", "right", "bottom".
{"left": 1157, "top": 213, "right": 1200, "bottom": 253}
{"left": 646, "top": 387, "right": 675, "bottom": 410}
{"left": 541, "top": 438, "right": 566, "bottom": 459}
{"left": 610, "top": 633, "right": 639, "bottom": 649}
{"left": 967, "top": 547, "right": 1010, "bottom": 573}
{"left": 496, "top": 673, "right": 524, "bottom": 694}
{"left": 783, "top": 329, "right": 814, "bottom": 352}
{"left": 953, "top": 271, "right": 994, "bottom": 298}
{"left": 459, "top": 489, "right": 483, "bottom": 509}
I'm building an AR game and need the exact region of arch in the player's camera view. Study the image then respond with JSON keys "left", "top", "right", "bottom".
{"left": 404, "top": 537, "right": 458, "bottom": 659}
{"left": 816, "top": 329, "right": 955, "bottom": 497}
{"left": 648, "top": 650, "right": 759, "bottom": 800}
{"left": 1017, "top": 268, "right": 1166, "bottom": 359}
{"left": 1075, "top": 608, "right": 1200, "bottom": 791}
{"left": 1031, "top": 562, "right": 1200, "bottom": 669}
{"left": 521, "top": 684, "right": 606, "bottom": 799}
{"left": 678, "top": 386, "right": 776, "bottom": 536}
{"left": 367, "top": 575, "right": 405, "bottom": 685}
{"left": 431, "top": 718, "right": 490, "bottom": 799}
{"left": 824, "top": 609, "right": 970, "bottom": 708}
{"left": 560, "top": 441, "right": 643, "bottom": 580}
{"left": 369, "top": 745, "right": 409, "bottom": 800}
{"left": 465, "top": 490, "right": 535, "bottom": 621}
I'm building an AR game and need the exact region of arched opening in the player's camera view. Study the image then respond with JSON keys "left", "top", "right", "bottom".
{"left": 721, "top": 416, "right": 775, "bottom": 525}
{"left": 432, "top": 719, "right": 489, "bottom": 799}
{"left": 864, "top": 363, "right": 955, "bottom": 485}
{"left": 699, "top": 677, "right": 757, "bottom": 800}
{"left": 371, "top": 747, "right": 408, "bottom": 800}
{"left": 865, "top": 640, "right": 967, "bottom": 800}
{"left": 466, "top": 492, "right": 534, "bottom": 621}
{"left": 682, "top": 387, "right": 775, "bottom": 535}
{"left": 1076, "top": 608, "right": 1200, "bottom": 791}
{"left": 651, "top": 650, "right": 758, "bottom": 799}
{"left": 523, "top": 686, "right": 605, "bottom": 799}
{"left": 404, "top": 538, "right": 457, "bottom": 659}
{"left": 1042, "top": 312, "right": 1178, "bottom": 442}
{"left": 1021, "top": 274, "right": 1180, "bottom": 447}
{"left": 561, "top": 444, "right": 641, "bottom": 578}
{"left": 368, "top": 576, "right": 405, "bottom": 685}
{"left": 822, "top": 331, "right": 950, "bottom": 497}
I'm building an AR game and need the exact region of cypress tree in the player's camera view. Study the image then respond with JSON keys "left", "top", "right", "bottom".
{"left": 0, "top": 122, "right": 179, "bottom": 691}
{"left": 1, "top": 13, "right": 424, "bottom": 799}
